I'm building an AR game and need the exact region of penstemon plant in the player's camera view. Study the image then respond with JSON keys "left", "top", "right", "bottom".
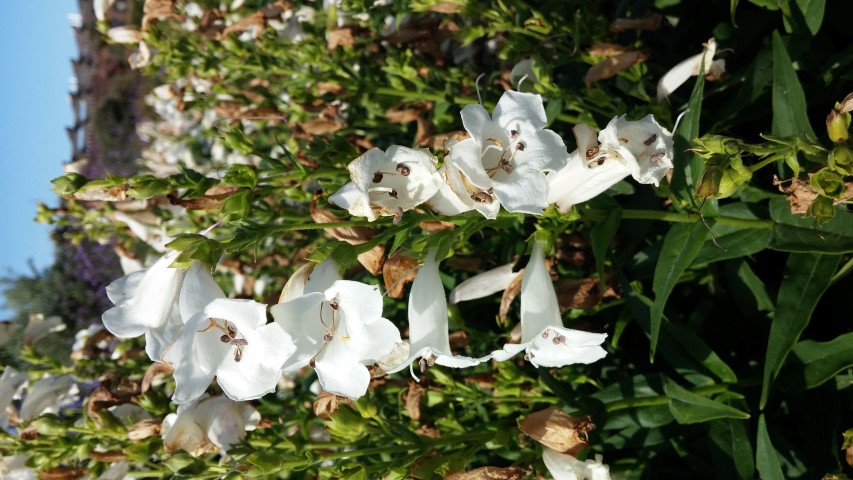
{"left": 3, "top": 0, "right": 853, "bottom": 479}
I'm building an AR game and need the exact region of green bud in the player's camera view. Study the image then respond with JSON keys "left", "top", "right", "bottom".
{"left": 826, "top": 108, "right": 851, "bottom": 143}
{"left": 324, "top": 407, "right": 366, "bottom": 442}
{"left": 717, "top": 170, "right": 738, "bottom": 199}
{"left": 807, "top": 195, "right": 836, "bottom": 224}
{"left": 221, "top": 190, "right": 252, "bottom": 221}
{"left": 31, "top": 414, "right": 68, "bottom": 436}
{"left": 694, "top": 135, "right": 740, "bottom": 156}
{"left": 354, "top": 398, "right": 378, "bottom": 419}
{"left": 828, "top": 146, "right": 853, "bottom": 175}
{"left": 222, "top": 164, "right": 258, "bottom": 189}
{"left": 696, "top": 167, "right": 723, "bottom": 199}
{"left": 51, "top": 173, "right": 88, "bottom": 195}
{"left": 222, "top": 128, "right": 254, "bottom": 155}
{"left": 810, "top": 168, "right": 846, "bottom": 198}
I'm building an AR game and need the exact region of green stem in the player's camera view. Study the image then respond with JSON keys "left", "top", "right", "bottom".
{"left": 748, "top": 154, "right": 784, "bottom": 173}
{"left": 830, "top": 255, "right": 853, "bottom": 285}
{"left": 589, "top": 209, "right": 776, "bottom": 229}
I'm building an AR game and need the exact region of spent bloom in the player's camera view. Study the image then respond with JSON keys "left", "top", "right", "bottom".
{"left": 430, "top": 90, "right": 568, "bottom": 219}
{"left": 271, "top": 280, "right": 401, "bottom": 400}
{"left": 329, "top": 146, "right": 443, "bottom": 222}
{"left": 387, "top": 249, "right": 481, "bottom": 379}
{"left": 547, "top": 115, "right": 674, "bottom": 212}
{"left": 543, "top": 448, "right": 611, "bottom": 480}
{"left": 491, "top": 242, "right": 607, "bottom": 367}
{"left": 162, "top": 395, "right": 260, "bottom": 456}
{"left": 167, "top": 298, "right": 295, "bottom": 404}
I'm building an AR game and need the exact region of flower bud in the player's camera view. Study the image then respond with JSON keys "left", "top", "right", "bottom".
{"left": 826, "top": 108, "right": 851, "bottom": 143}
{"left": 806, "top": 195, "right": 836, "bottom": 223}
{"left": 51, "top": 173, "right": 88, "bottom": 195}
{"left": 696, "top": 167, "right": 723, "bottom": 199}
{"left": 810, "top": 168, "right": 846, "bottom": 198}
{"left": 828, "top": 146, "right": 853, "bottom": 175}
{"left": 694, "top": 135, "right": 740, "bottom": 156}
{"left": 324, "top": 407, "right": 366, "bottom": 442}
{"left": 31, "top": 414, "right": 68, "bottom": 436}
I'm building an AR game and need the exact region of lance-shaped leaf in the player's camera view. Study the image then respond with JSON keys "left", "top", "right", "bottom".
{"left": 664, "top": 379, "right": 749, "bottom": 424}
{"left": 771, "top": 31, "right": 816, "bottom": 141}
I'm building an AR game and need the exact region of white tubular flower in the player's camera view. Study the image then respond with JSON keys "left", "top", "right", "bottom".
{"left": 0, "top": 368, "right": 28, "bottom": 428}
{"left": 103, "top": 254, "right": 221, "bottom": 362}
{"left": 442, "top": 90, "right": 568, "bottom": 219}
{"left": 0, "top": 455, "right": 35, "bottom": 480}
{"left": 491, "top": 242, "right": 607, "bottom": 368}
{"left": 94, "top": 0, "right": 116, "bottom": 22}
{"left": 448, "top": 262, "right": 519, "bottom": 304}
{"left": 20, "top": 375, "right": 78, "bottom": 422}
{"left": 168, "top": 298, "right": 295, "bottom": 404}
{"left": 657, "top": 38, "right": 725, "bottom": 102}
{"left": 547, "top": 115, "right": 673, "bottom": 213}
{"left": 387, "top": 250, "right": 481, "bottom": 379}
{"left": 543, "top": 448, "right": 611, "bottom": 480}
{"left": 106, "top": 26, "right": 142, "bottom": 44}
{"left": 23, "top": 313, "right": 66, "bottom": 347}
{"left": 329, "top": 146, "right": 443, "bottom": 222}
{"left": 162, "top": 395, "right": 260, "bottom": 456}
{"left": 271, "top": 280, "right": 402, "bottom": 400}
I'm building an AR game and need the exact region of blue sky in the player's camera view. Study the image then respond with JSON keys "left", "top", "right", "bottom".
{"left": 0, "top": 1, "right": 77, "bottom": 316}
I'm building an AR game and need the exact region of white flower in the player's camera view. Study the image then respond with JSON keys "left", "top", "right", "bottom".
{"left": 0, "top": 455, "right": 35, "bottom": 480}
{"left": 329, "top": 146, "right": 443, "bottom": 222}
{"left": 20, "top": 375, "right": 79, "bottom": 422}
{"left": 94, "top": 0, "right": 116, "bottom": 22}
{"left": 547, "top": 115, "right": 674, "bottom": 212}
{"left": 448, "top": 262, "right": 519, "bottom": 304}
{"left": 167, "top": 298, "right": 295, "bottom": 404}
{"left": 103, "top": 255, "right": 224, "bottom": 362}
{"left": 491, "top": 242, "right": 607, "bottom": 368}
{"left": 543, "top": 448, "right": 611, "bottom": 480}
{"left": 657, "top": 38, "right": 725, "bottom": 102}
{"left": 106, "top": 26, "right": 142, "bottom": 44}
{"left": 436, "top": 90, "right": 568, "bottom": 219}
{"left": 271, "top": 280, "right": 402, "bottom": 400}
{"left": 0, "top": 368, "right": 28, "bottom": 429}
{"left": 162, "top": 395, "right": 260, "bottom": 456}
{"left": 23, "top": 313, "right": 66, "bottom": 347}
{"left": 386, "top": 250, "right": 481, "bottom": 379}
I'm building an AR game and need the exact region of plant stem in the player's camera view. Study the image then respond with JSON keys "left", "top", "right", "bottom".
{"left": 604, "top": 209, "right": 775, "bottom": 229}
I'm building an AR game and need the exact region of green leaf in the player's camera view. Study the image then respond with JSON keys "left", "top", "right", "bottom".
{"left": 51, "top": 173, "right": 88, "bottom": 195}
{"left": 590, "top": 205, "right": 621, "bottom": 287}
{"left": 693, "top": 227, "right": 771, "bottom": 264}
{"left": 623, "top": 288, "right": 737, "bottom": 384}
{"left": 730, "top": 0, "right": 739, "bottom": 25}
{"left": 735, "top": 260, "right": 775, "bottom": 312}
{"left": 759, "top": 252, "right": 839, "bottom": 408}
{"left": 650, "top": 221, "right": 711, "bottom": 359}
{"left": 664, "top": 379, "right": 750, "bottom": 424}
{"left": 748, "top": 0, "right": 786, "bottom": 10}
{"left": 771, "top": 31, "right": 816, "bottom": 141}
{"left": 755, "top": 415, "right": 785, "bottom": 480}
{"left": 165, "top": 234, "right": 224, "bottom": 270}
{"left": 709, "top": 418, "right": 755, "bottom": 480}
{"left": 794, "top": 0, "right": 825, "bottom": 35}
{"left": 670, "top": 58, "right": 706, "bottom": 205}
{"left": 778, "top": 332, "right": 853, "bottom": 391}
{"left": 768, "top": 197, "right": 853, "bottom": 252}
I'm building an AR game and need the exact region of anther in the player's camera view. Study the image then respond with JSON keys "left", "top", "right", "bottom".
{"left": 419, "top": 357, "right": 427, "bottom": 373}
{"left": 516, "top": 142, "right": 525, "bottom": 151}
{"left": 585, "top": 146, "right": 599, "bottom": 159}
{"left": 323, "top": 331, "right": 333, "bottom": 343}
{"left": 471, "top": 192, "right": 493, "bottom": 204}
{"left": 329, "top": 299, "right": 339, "bottom": 310}
{"left": 619, "top": 137, "right": 629, "bottom": 143}
{"left": 541, "top": 330, "right": 549, "bottom": 339}
{"left": 427, "top": 354, "right": 438, "bottom": 367}
{"left": 552, "top": 334, "right": 565, "bottom": 345}
{"left": 388, "top": 189, "right": 398, "bottom": 199}
{"left": 650, "top": 153, "right": 665, "bottom": 163}
{"left": 644, "top": 134, "right": 657, "bottom": 146}
{"left": 220, "top": 334, "right": 231, "bottom": 343}
{"left": 510, "top": 129, "right": 518, "bottom": 138}
{"left": 396, "top": 163, "right": 410, "bottom": 176}
{"left": 372, "top": 172, "right": 383, "bottom": 183}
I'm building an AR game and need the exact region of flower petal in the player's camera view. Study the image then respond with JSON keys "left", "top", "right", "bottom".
{"left": 547, "top": 151, "right": 632, "bottom": 212}
{"left": 215, "top": 323, "right": 294, "bottom": 401}
{"left": 520, "top": 242, "right": 562, "bottom": 343}
{"left": 329, "top": 181, "right": 375, "bottom": 221}
{"left": 203, "top": 298, "right": 267, "bottom": 332}
{"left": 271, "top": 292, "right": 327, "bottom": 372}
{"left": 449, "top": 263, "right": 518, "bottom": 304}
{"left": 447, "top": 138, "right": 493, "bottom": 190}
{"left": 180, "top": 262, "right": 225, "bottom": 321}
{"left": 493, "top": 90, "right": 548, "bottom": 132}
{"left": 527, "top": 326, "right": 608, "bottom": 368}
{"left": 406, "top": 250, "right": 451, "bottom": 355}
{"left": 171, "top": 314, "right": 220, "bottom": 404}
{"left": 460, "top": 104, "right": 492, "bottom": 142}
{"left": 516, "top": 129, "right": 569, "bottom": 173}
{"left": 314, "top": 338, "right": 371, "bottom": 399}
{"left": 492, "top": 169, "right": 549, "bottom": 215}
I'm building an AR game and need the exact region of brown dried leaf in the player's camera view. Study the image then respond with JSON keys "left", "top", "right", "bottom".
{"left": 498, "top": 268, "right": 524, "bottom": 322}
{"left": 386, "top": 102, "right": 432, "bottom": 123}
{"left": 464, "top": 373, "right": 495, "bottom": 389}
{"left": 221, "top": 11, "right": 266, "bottom": 38}
{"left": 418, "top": 130, "right": 470, "bottom": 151}
{"left": 199, "top": 8, "right": 225, "bottom": 37}
{"left": 555, "top": 277, "right": 619, "bottom": 311}
{"left": 383, "top": 253, "right": 420, "bottom": 299}
{"left": 205, "top": 183, "right": 241, "bottom": 198}
{"left": 448, "top": 330, "right": 469, "bottom": 351}
{"left": 445, "top": 466, "right": 527, "bottom": 480}
{"left": 588, "top": 43, "right": 633, "bottom": 57}
{"left": 73, "top": 185, "right": 129, "bottom": 202}
{"left": 416, "top": 424, "right": 440, "bottom": 438}
{"left": 314, "top": 391, "right": 353, "bottom": 420}
{"left": 142, "top": 0, "right": 182, "bottom": 30}
{"left": 142, "top": 362, "right": 174, "bottom": 394}
{"left": 427, "top": 2, "right": 464, "bottom": 13}
{"left": 311, "top": 199, "right": 377, "bottom": 245}
{"left": 36, "top": 467, "right": 87, "bottom": 480}
{"left": 88, "top": 451, "right": 127, "bottom": 462}
{"left": 839, "top": 91, "right": 853, "bottom": 114}
{"left": 609, "top": 13, "right": 663, "bottom": 33}
{"left": 586, "top": 51, "right": 647, "bottom": 87}
{"left": 19, "top": 425, "right": 39, "bottom": 441}
{"left": 299, "top": 118, "right": 346, "bottom": 135}
{"left": 328, "top": 27, "right": 355, "bottom": 49}
{"left": 519, "top": 407, "right": 595, "bottom": 455}
{"left": 404, "top": 381, "right": 427, "bottom": 421}
{"left": 317, "top": 82, "right": 344, "bottom": 95}
{"left": 358, "top": 246, "right": 386, "bottom": 276}
{"left": 169, "top": 194, "right": 224, "bottom": 210}
{"left": 418, "top": 220, "right": 457, "bottom": 233}
{"left": 70, "top": 328, "right": 114, "bottom": 361}
{"left": 127, "top": 418, "right": 162, "bottom": 441}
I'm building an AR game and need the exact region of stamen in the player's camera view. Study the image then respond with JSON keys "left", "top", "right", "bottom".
{"left": 619, "top": 137, "right": 629, "bottom": 143}
{"left": 471, "top": 191, "right": 493, "bottom": 204}
{"left": 650, "top": 152, "right": 665, "bottom": 164}
{"left": 541, "top": 330, "right": 549, "bottom": 339}
{"left": 396, "top": 163, "right": 410, "bottom": 176}
{"left": 388, "top": 189, "right": 398, "bottom": 199}
{"left": 644, "top": 134, "right": 657, "bottom": 146}
{"left": 475, "top": 73, "right": 485, "bottom": 105}
{"left": 367, "top": 186, "right": 394, "bottom": 194}
{"left": 510, "top": 130, "right": 518, "bottom": 139}
{"left": 372, "top": 172, "right": 383, "bottom": 183}
{"left": 426, "top": 354, "right": 438, "bottom": 367}
{"left": 585, "top": 146, "right": 600, "bottom": 159}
